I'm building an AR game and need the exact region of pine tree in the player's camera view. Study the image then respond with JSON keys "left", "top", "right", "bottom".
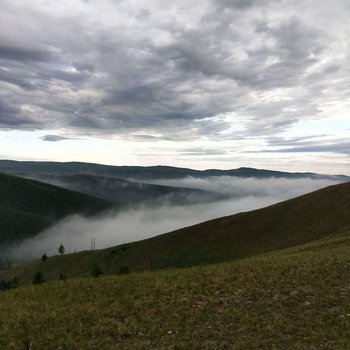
{"left": 58, "top": 243, "right": 65, "bottom": 255}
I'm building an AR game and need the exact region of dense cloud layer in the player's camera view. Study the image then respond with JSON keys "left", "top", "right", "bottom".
{"left": 0, "top": 0, "right": 349, "bottom": 155}
{"left": 5, "top": 176, "right": 343, "bottom": 261}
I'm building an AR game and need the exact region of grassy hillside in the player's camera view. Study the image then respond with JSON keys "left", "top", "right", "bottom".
{"left": 4, "top": 182, "right": 349, "bottom": 284}
{"left": 0, "top": 234, "right": 349, "bottom": 349}
{"left": 0, "top": 173, "right": 114, "bottom": 246}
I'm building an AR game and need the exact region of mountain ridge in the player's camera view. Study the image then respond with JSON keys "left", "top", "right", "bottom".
{"left": 27, "top": 173, "right": 225, "bottom": 206}
{"left": 1, "top": 159, "right": 348, "bottom": 180}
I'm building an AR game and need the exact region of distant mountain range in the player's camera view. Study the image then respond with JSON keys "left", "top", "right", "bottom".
{"left": 0, "top": 159, "right": 348, "bottom": 181}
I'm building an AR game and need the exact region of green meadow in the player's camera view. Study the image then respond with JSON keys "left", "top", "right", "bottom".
{"left": 1, "top": 234, "right": 350, "bottom": 349}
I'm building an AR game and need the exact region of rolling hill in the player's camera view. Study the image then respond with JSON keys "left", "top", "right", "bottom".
{"left": 28, "top": 173, "right": 225, "bottom": 206}
{"left": 3, "top": 181, "right": 349, "bottom": 284}
{"left": 0, "top": 159, "right": 348, "bottom": 181}
{"left": 0, "top": 173, "right": 115, "bottom": 247}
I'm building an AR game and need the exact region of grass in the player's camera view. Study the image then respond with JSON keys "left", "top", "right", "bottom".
{"left": 0, "top": 233, "right": 349, "bottom": 349}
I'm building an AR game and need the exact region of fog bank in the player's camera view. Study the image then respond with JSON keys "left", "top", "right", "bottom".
{"left": 5, "top": 177, "right": 343, "bottom": 262}
{"left": 142, "top": 176, "right": 341, "bottom": 199}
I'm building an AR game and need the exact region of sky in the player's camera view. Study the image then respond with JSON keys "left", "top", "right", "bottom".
{"left": 0, "top": 0, "right": 349, "bottom": 174}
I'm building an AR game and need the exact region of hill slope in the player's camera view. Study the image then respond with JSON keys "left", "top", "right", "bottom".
{"left": 1, "top": 234, "right": 349, "bottom": 349}
{"left": 4, "top": 182, "right": 349, "bottom": 283}
{"left": 30, "top": 174, "right": 224, "bottom": 206}
{"left": 0, "top": 173, "right": 114, "bottom": 246}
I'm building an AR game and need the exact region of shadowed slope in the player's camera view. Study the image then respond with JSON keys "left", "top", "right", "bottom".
{"left": 0, "top": 173, "right": 115, "bottom": 246}
{"left": 109, "top": 181, "right": 350, "bottom": 270}
{"left": 30, "top": 174, "right": 224, "bottom": 206}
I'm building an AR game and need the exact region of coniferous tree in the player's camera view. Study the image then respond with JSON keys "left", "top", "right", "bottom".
{"left": 58, "top": 243, "right": 65, "bottom": 255}
{"left": 41, "top": 254, "right": 48, "bottom": 262}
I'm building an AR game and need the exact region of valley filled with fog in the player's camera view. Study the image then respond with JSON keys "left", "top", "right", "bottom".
{"left": 4, "top": 176, "right": 343, "bottom": 262}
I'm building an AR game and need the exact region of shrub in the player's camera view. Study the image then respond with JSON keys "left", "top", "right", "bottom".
{"left": 91, "top": 263, "right": 103, "bottom": 278}
{"left": 0, "top": 279, "right": 13, "bottom": 291}
{"left": 59, "top": 273, "right": 67, "bottom": 281}
{"left": 32, "top": 272, "right": 45, "bottom": 285}
{"left": 118, "top": 265, "right": 129, "bottom": 275}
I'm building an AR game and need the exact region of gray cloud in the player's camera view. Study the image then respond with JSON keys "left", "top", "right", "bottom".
{"left": 0, "top": 44, "right": 54, "bottom": 63}
{"left": 0, "top": 0, "right": 349, "bottom": 146}
{"left": 267, "top": 135, "right": 329, "bottom": 147}
{"left": 0, "top": 68, "right": 36, "bottom": 90}
{"left": 270, "top": 16, "right": 325, "bottom": 61}
{"left": 41, "top": 134, "right": 76, "bottom": 142}
{"left": 178, "top": 148, "right": 228, "bottom": 156}
{"left": 264, "top": 142, "right": 350, "bottom": 154}
{"left": 0, "top": 96, "right": 40, "bottom": 128}
{"left": 214, "top": 0, "right": 276, "bottom": 10}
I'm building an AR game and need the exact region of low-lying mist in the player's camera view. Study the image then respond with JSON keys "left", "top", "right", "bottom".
{"left": 4, "top": 176, "right": 343, "bottom": 262}
{"left": 142, "top": 176, "right": 341, "bottom": 199}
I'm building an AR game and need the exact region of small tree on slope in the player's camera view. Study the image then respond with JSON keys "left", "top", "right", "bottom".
{"left": 58, "top": 243, "right": 65, "bottom": 255}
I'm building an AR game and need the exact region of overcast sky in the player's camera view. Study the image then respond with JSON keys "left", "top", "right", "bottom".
{"left": 0, "top": 0, "right": 349, "bottom": 174}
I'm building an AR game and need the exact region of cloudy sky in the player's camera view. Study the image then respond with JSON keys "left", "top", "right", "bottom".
{"left": 0, "top": 0, "right": 349, "bottom": 174}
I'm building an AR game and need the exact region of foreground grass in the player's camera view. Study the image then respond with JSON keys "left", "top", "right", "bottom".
{"left": 1, "top": 235, "right": 350, "bottom": 349}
